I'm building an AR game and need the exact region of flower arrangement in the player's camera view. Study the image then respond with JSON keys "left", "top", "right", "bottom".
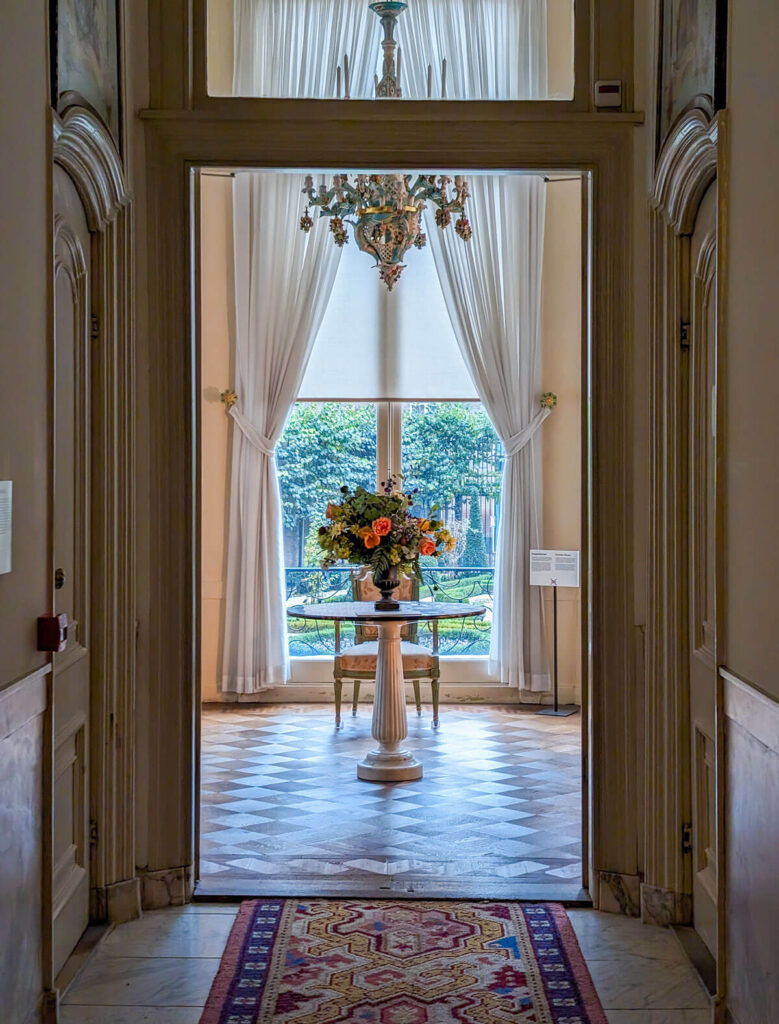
{"left": 318, "top": 476, "right": 456, "bottom": 608}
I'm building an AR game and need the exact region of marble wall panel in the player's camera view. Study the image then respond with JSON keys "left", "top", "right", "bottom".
{"left": 0, "top": 672, "right": 47, "bottom": 1024}
{"left": 723, "top": 669, "right": 779, "bottom": 1024}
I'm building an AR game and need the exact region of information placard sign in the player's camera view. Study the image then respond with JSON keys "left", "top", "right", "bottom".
{"left": 529, "top": 549, "right": 580, "bottom": 588}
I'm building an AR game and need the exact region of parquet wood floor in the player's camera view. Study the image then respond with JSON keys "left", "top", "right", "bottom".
{"left": 198, "top": 703, "right": 585, "bottom": 900}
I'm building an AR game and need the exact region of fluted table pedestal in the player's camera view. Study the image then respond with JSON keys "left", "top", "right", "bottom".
{"left": 357, "top": 621, "right": 422, "bottom": 782}
{"left": 286, "top": 600, "right": 485, "bottom": 785}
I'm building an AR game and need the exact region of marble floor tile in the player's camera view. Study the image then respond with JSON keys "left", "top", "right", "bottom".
{"left": 99, "top": 909, "right": 237, "bottom": 959}
{"left": 586, "top": 955, "right": 710, "bottom": 1010}
{"left": 567, "top": 910, "right": 688, "bottom": 961}
{"left": 606, "top": 1013, "right": 712, "bottom": 1023}
{"left": 60, "top": 1007, "right": 204, "bottom": 1024}
{"left": 63, "top": 956, "right": 220, "bottom": 1007}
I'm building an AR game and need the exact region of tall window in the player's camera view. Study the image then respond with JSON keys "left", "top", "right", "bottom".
{"left": 278, "top": 237, "right": 500, "bottom": 657}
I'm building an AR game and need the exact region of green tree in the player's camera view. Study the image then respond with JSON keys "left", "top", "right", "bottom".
{"left": 277, "top": 403, "right": 376, "bottom": 564}
{"left": 402, "top": 403, "right": 503, "bottom": 563}
{"left": 462, "top": 490, "right": 488, "bottom": 567}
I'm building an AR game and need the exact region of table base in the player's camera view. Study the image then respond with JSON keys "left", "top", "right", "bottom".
{"left": 356, "top": 619, "right": 423, "bottom": 783}
{"left": 357, "top": 748, "right": 423, "bottom": 782}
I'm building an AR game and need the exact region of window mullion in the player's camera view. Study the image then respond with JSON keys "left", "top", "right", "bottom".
{"left": 376, "top": 401, "right": 390, "bottom": 486}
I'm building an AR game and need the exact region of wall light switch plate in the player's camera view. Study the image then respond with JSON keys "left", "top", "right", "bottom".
{"left": 0, "top": 481, "right": 11, "bottom": 574}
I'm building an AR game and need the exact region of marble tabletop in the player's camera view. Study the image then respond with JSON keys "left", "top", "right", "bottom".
{"left": 287, "top": 601, "right": 486, "bottom": 623}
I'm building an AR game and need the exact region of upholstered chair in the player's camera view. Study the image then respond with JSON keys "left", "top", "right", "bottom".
{"left": 333, "top": 567, "right": 441, "bottom": 729}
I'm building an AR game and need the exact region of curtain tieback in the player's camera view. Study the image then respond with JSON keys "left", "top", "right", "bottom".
{"left": 503, "top": 407, "right": 550, "bottom": 458}
{"left": 229, "top": 406, "right": 276, "bottom": 457}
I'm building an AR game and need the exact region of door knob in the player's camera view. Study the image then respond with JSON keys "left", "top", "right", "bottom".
{"left": 55, "top": 568, "right": 66, "bottom": 590}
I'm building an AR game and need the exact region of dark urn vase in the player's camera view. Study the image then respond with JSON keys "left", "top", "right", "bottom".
{"left": 373, "top": 565, "right": 400, "bottom": 611}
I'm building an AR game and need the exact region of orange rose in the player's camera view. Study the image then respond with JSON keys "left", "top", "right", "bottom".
{"left": 326, "top": 503, "right": 338, "bottom": 520}
{"left": 373, "top": 517, "right": 392, "bottom": 536}
{"left": 419, "top": 538, "right": 436, "bottom": 556}
{"left": 364, "top": 532, "right": 380, "bottom": 549}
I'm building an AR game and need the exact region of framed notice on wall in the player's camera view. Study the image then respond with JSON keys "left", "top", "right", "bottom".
{"left": 529, "top": 550, "right": 580, "bottom": 588}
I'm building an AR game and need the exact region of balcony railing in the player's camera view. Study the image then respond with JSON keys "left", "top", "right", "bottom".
{"left": 286, "top": 566, "right": 494, "bottom": 656}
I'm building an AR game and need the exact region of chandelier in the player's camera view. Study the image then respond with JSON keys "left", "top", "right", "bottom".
{"left": 298, "top": 1, "right": 472, "bottom": 291}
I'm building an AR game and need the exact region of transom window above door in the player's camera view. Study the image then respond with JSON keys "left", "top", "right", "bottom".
{"left": 207, "top": 0, "right": 575, "bottom": 100}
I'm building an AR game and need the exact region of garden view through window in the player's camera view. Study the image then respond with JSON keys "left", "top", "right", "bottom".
{"left": 278, "top": 400, "right": 503, "bottom": 657}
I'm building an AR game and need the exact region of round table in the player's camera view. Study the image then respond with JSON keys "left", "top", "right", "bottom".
{"left": 287, "top": 601, "right": 485, "bottom": 782}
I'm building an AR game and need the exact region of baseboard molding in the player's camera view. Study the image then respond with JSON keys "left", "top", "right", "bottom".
{"left": 202, "top": 684, "right": 581, "bottom": 707}
{"left": 36, "top": 989, "right": 58, "bottom": 1024}
{"left": 595, "top": 870, "right": 641, "bottom": 916}
{"left": 140, "top": 865, "right": 194, "bottom": 910}
{"left": 640, "top": 882, "right": 692, "bottom": 926}
{"left": 91, "top": 877, "right": 142, "bottom": 924}
{"left": 673, "top": 925, "right": 717, "bottom": 996}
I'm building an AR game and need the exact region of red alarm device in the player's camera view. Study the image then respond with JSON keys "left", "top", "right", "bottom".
{"left": 37, "top": 613, "right": 68, "bottom": 653}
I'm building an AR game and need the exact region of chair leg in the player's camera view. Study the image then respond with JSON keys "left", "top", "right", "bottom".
{"left": 352, "top": 680, "right": 361, "bottom": 716}
{"left": 334, "top": 679, "right": 343, "bottom": 730}
{"left": 432, "top": 679, "right": 440, "bottom": 729}
{"left": 413, "top": 680, "right": 422, "bottom": 716}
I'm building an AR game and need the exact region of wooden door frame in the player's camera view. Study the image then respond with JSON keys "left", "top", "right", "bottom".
{"left": 137, "top": 105, "right": 641, "bottom": 911}
{"left": 644, "top": 103, "right": 726, "bottom": 990}
{"left": 47, "top": 103, "right": 138, "bottom": 997}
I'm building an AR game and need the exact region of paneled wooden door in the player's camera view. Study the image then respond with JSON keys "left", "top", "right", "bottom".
{"left": 51, "top": 166, "right": 92, "bottom": 976}
{"left": 687, "top": 181, "right": 718, "bottom": 958}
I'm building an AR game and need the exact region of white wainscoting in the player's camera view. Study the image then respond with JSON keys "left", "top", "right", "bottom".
{"left": 722, "top": 667, "right": 779, "bottom": 1024}
{"left": 0, "top": 667, "right": 48, "bottom": 1024}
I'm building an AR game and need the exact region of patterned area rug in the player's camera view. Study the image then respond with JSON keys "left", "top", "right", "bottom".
{"left": 200, "top": 899, "right": 606, "bottom": 1023}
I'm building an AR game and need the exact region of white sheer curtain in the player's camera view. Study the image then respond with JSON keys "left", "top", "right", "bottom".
{"left": 403, "top": 0, "right": 547, "bottom": 100}
{"left": 221, "top": 173, "right": 341, "bottom": 693}
{"left": 233, "top": 0, "right": 377, "bottom": 97}
{"left": 426, "top": 176, "right": 551, "bottom": 690}
{"left": 232, "top": 0, "right": 548, "bottom": 100}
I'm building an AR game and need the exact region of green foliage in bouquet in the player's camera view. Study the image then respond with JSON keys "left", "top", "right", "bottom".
{"left": 318, "top": 475, "right": 456, "bottom": 579}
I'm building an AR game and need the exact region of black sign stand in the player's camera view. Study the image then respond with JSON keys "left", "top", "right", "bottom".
{"left": 537, "top": 584, "right": 578, "bottom": 717}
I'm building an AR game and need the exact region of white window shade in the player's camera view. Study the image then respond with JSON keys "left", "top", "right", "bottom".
{"left": 299, "top": 230, "right": 478, "bottom": 400}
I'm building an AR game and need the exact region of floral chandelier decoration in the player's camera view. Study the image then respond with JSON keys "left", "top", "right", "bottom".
{"left": 299, "top": 2, "right": 473, "bottom": 291}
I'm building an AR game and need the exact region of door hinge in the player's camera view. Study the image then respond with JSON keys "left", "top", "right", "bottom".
{"left": 681, "top": 821, "right": 693, "bottom": 855}
{"left": 89, "top": 818, "right": 99, "bottom": 847}
{"left": 680, "top": 320, "right": 690, "bottom": 351}
{"left": 90, "top": 312, "right": 99, "bottom": 341}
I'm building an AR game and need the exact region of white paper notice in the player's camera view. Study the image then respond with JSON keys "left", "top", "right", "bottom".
{"left": 529, "top": 549, "right": 579, "bottom": 588}
{"left": 0, "top": 481, "right": 11, "bottom": 575}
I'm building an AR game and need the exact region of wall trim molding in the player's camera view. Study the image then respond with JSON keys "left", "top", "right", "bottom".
{"left": 52, "top": 105, "right": 137, "bottom": 948}
{"left": 721, "top": 667, "right": 779, "bottom": 753}
{"left": 644, "top": 105, "right": 719, "bottom": 926}
{"left": 0, "top": 666, "right": 48, "bottom": 742}
{"left": 138, "top": 111, "right": 637, "bottom": 902}
{"left": 720, "top": 666, "right": 779, "bottom": 1024}
{"left": 652, "top": 107, "right": 719, "bottom": 235}
{"left": 53, "top": 105, "right": 130, "bottom": 230}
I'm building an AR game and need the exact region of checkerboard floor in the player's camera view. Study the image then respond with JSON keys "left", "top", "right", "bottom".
{"left": 198, "top": 703, "right": 584, "bottom": 900}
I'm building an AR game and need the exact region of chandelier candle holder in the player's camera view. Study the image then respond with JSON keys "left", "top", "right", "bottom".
{"left": 301, "top": 173, "right": 471, "bottom": 290}
{"left": 298, "top": 0, "right": 471, "bottom": 290}
{"left": 370, "top": 1, "right": 406, "bottom": 97}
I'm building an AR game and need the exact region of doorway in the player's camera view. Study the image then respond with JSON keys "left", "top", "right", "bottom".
{"left": 193, "top": 166, "right": 588, "bottom": 900}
